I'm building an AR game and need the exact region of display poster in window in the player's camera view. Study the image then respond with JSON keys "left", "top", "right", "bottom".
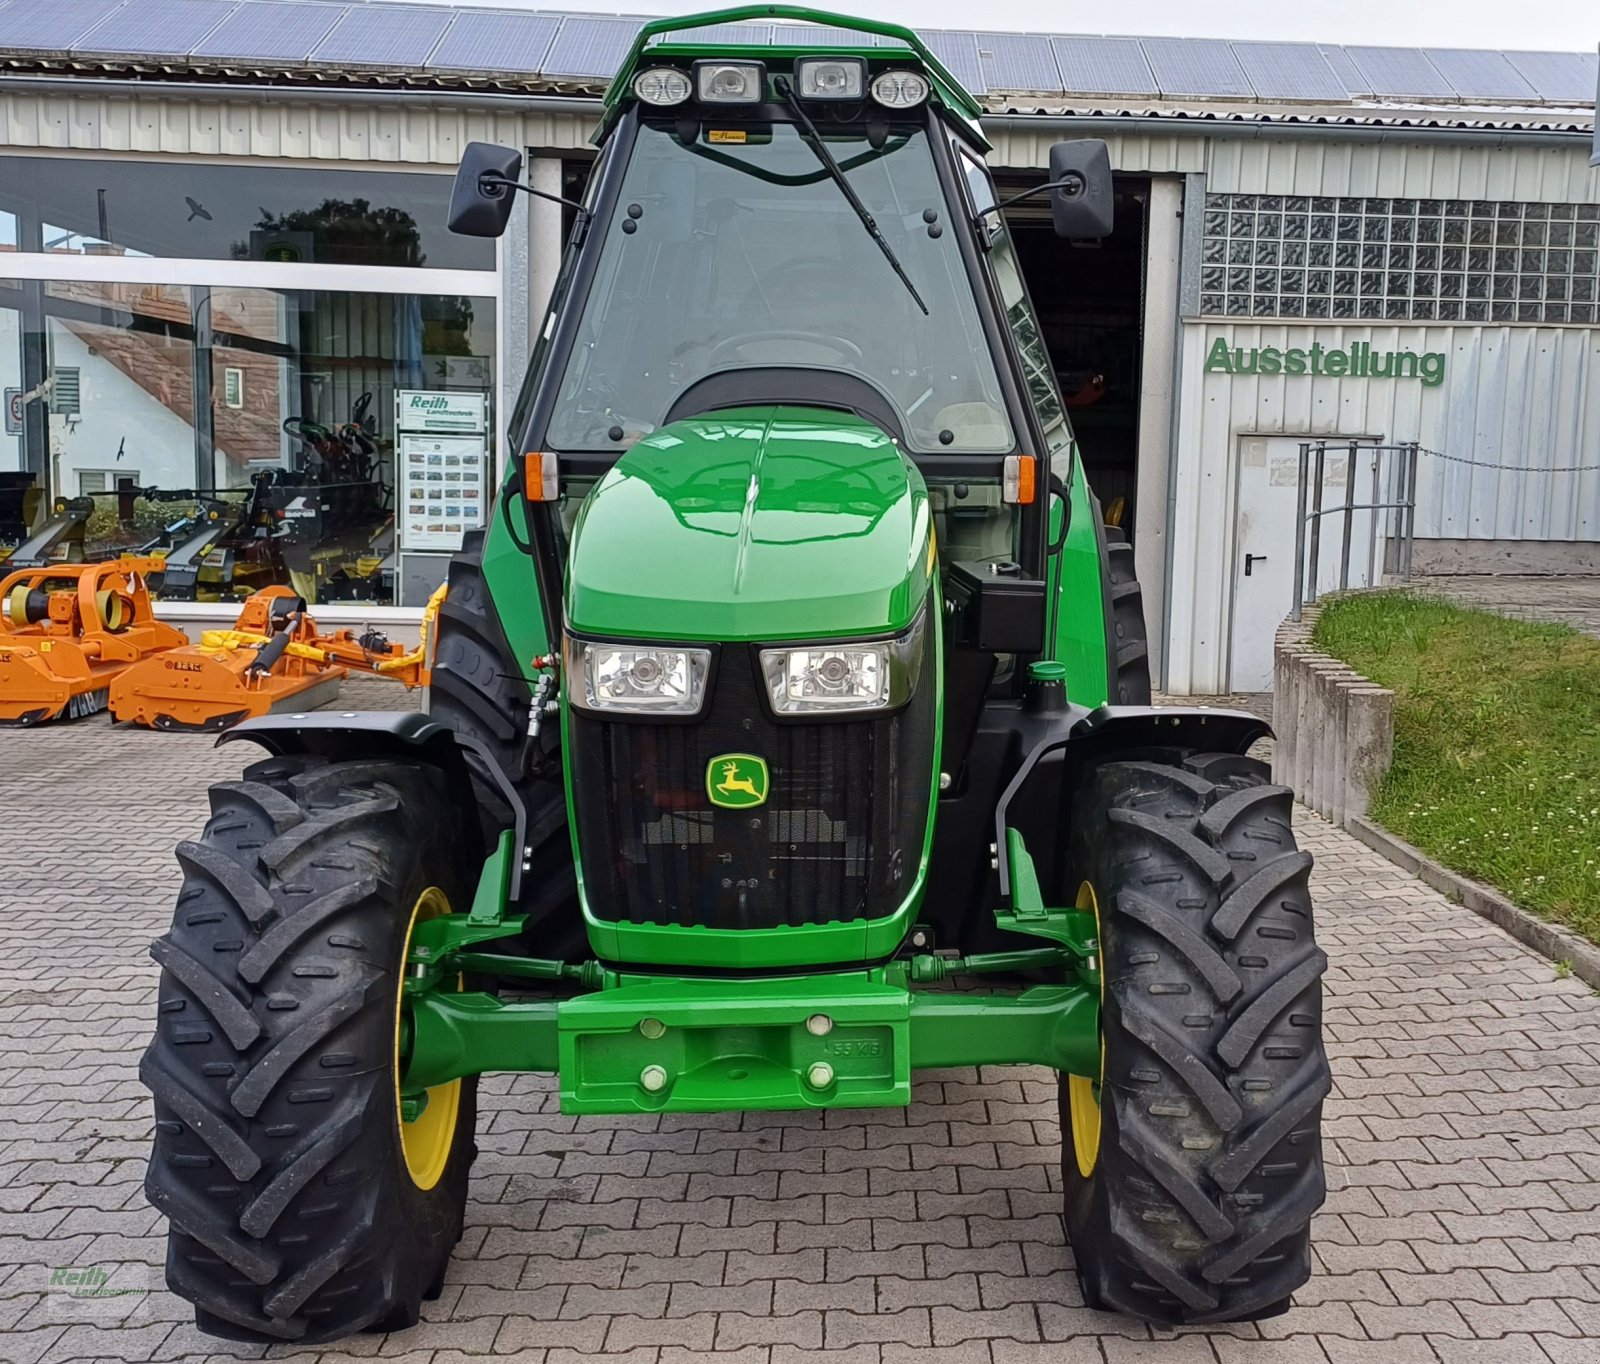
{"left": 397, "top": 390, "right": 487, "bottom": 435}
{"left": 399, "top": 434, "right": 486, "bottom": 552}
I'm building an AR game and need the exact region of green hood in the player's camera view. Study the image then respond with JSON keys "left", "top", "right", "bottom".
{"left": 565, "top": 406, "right": 932, "bottom": 642}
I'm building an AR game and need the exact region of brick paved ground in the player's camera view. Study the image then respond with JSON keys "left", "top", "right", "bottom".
{"left": 4, "top": 685, "right": 1599, "bottom": 1364}
{"left": 1413, "top": 576, "right": 1600, "bottom": 640}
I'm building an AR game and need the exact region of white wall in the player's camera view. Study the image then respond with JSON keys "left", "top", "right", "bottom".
{"left": 0, "top": 308, "right": 20, "bottom": 472}
{"left": 47, "top": 325, "right": 197, "bottom": 494}
{"left": 1164, "top": 320, "right": 1600, "bottom": 693}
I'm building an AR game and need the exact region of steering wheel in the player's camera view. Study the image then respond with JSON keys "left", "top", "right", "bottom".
{"left": 705, "top": 330, "right": 864, "bottom": 368}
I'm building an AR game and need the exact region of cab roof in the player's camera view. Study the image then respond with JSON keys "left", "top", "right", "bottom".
{"left": 602, "top": 4, "right": 986, "bottom": 137}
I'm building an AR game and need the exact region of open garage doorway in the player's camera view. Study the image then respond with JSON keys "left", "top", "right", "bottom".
{"left": 1002, "top": 171, "right": 1179, "bottom": 681}
{"left": 1002, "top": 173, "right": 1149, "bottom": 532}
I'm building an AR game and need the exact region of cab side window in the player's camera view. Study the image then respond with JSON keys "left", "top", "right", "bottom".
{"left": 954, "top": 143, "right": 1072, "bottom": 459}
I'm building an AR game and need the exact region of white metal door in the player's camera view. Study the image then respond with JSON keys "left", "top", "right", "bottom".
{"left": 1229, "top": 436, "right": 1382, "bottom": 692}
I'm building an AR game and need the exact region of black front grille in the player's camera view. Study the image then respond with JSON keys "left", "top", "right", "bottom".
{"left": 569, "top": 645, "right": 935, "bottom": 932}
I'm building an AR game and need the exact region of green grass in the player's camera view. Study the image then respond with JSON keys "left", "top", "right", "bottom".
{"left": 1313, "top": 593, "right": 1600, "bottom": 942}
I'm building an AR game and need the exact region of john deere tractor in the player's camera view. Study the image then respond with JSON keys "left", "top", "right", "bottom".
{"left": 142, "top": 7, "right": 1327, "bottom": 1343}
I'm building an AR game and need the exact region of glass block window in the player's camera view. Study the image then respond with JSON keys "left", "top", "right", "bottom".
{"left": 1199, "top": 195, "right": 1600, "bottom": 325}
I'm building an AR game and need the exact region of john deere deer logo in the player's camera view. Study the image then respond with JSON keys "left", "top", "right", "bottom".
{"left": 707, "top": 753, "right": 768, "bottom": 809}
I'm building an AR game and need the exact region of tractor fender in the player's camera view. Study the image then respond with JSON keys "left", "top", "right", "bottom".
{"left": 992, "top": 704, "right": 1271, "bottom": 899}
{"left": 218, "top": 711, "right": 527, "bottom": 896}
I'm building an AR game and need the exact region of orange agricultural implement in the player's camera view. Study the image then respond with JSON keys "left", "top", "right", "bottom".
{"left": 110, "top": 584, "right": 440, "bottom": 731}
{"left": 0, "top": 557, "right": 188, "bottom": 725}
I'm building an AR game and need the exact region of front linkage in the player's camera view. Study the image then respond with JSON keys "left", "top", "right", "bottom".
{"left": 399, "top": 828, "right": 1102, "bottom": 1115}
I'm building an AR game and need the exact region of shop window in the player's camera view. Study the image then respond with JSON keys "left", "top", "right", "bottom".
{"left": 1200, "top": 193, "right": 1600, "bottom": 325}
{"left": 1, "top": 156, "right": 491, "bottom": 271}
{"left": 1, "top": 295, "right": 23, "bottom": 477}
{"left": 7, "top": 282, "right": 496, "bottom": 608}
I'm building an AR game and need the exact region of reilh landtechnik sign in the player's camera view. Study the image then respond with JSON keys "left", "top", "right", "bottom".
{"left": 1204, "top": 337, "right": 1447, "bottom": 387}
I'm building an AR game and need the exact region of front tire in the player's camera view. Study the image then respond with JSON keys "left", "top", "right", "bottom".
{"left": 1062, "top": 750, "right": 1328, "bottom": 1323}
{"left": 429, "top": 528, "right": 583, "bottom": 958}
{"left": 142, "top": 757, "right": 477, "bottom": 1343}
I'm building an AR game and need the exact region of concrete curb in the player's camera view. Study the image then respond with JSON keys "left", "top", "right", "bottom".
{"left": 1348, "top": 814, "right": 1600, "bottom": 989}
{"left": 1273, "top": 603, "right": 1394, "bottom": 828}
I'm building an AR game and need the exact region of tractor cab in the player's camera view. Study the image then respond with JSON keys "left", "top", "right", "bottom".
{"left": 450, "top": 10, "right": 1113, "bottom": 665}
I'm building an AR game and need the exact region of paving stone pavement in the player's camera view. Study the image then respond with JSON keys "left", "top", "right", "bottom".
{"left": 1411, "top": 576, "right": 1600, "bottom": 639}
{"left": 4, "top": 684, "right": 1599, "bottom": 1364}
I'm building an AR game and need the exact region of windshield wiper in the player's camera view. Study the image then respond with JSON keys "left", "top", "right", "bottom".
{"left": 773, "top": 75, "right": 928, "bottom": 316}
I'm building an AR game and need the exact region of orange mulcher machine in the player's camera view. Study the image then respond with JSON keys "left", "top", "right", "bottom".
{"left": 0, "top": 557, "right": 188, "bottom": 726}
{"left": 110, "top": 584, "right": 440, "bottom": 731}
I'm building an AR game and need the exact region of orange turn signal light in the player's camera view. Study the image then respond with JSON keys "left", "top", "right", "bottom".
{"left": 1002, "top": 454, "right": 1036, "bottom": 505}
{"left": 523, "top": 452, "right": 560, "bottom": 502}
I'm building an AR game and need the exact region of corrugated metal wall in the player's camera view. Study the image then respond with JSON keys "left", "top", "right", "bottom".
{"left": 0, "top": 90, "right": 596, "bottom": 164}
{"left": 984, "top": 124, "right": 1600, "bottom": 202}
{"left": 1164, "top": 320, "right": 1600, "bottom": 691}
{"left": 1204, "top": 138, "right": 1600, "bottom": 201}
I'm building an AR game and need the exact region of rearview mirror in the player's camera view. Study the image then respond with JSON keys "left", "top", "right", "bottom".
{"left": 1048, "top": 140, "right": 1113, "bottom": 240}
{"left": 448, "top": 142, "right": 524, "bottom": 238}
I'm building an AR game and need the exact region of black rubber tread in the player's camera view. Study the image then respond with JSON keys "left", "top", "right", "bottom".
{"left": 143, "top": 757, "right": 479, "bottom": 1344}
{"left": 1103, "top": 529, "right": 1152, "bottom": 706}
{"left": 427, "top": 530, "right": 583, "bottom": 957}
{"left": 1061, "top": 751, "right": 1328, "bottom": 1324}
{"left": 429, "top": 529, "right": 533, "bottom": 784}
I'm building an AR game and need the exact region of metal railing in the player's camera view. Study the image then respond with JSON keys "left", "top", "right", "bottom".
{"left": 1290, "top": 439, "right": 1418, "bottom": 621}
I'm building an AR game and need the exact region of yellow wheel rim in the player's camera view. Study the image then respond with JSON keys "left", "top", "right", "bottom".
{"left": 1067, "top": 880, "right": 1105, "bottom": 1179}
{"left": 395, "top": 886, "right": 461, "bottom": 1190}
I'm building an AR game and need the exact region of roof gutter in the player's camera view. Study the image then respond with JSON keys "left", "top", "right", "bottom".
{"left": 0, "top": 72, "right": 607, "bottom": 115}
{"left": 0, "top": 74, "right": 1588, "bottom": 148}
{"left": 980, "top": 111, "right": 1595, "bottom": 149}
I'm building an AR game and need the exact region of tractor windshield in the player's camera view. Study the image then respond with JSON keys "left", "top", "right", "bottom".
{"left": 547, "top": 119, "right": 1014, "bottom": 455}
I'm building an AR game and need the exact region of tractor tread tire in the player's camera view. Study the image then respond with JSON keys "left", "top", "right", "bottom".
{"left": 430, "top": 529, "right": 535, "bottom": 780}
{"left": 143, "top": 757, "right": 476, "bottom": 1345}
{"left": 428, "top": 531, "right": 583, "bottom": 955}
{"left": 1064, "top": 750, "right": 1327, "bottom": 1324}
{"left": 1103, "top": 532, "right": 1152, "bottom": 706}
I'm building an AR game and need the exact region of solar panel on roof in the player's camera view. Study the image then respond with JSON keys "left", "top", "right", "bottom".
{"left": 922, "top": 30, "right": 985, "bottom": 96}
{"left": 1315, "top": 44, "right": 1365, "bottom": 95}
{"left": 541, "top": 15, "right": 637, "bottom": 80}
{"left": 659, "top": 23, "right": 771, "bottom": 46}
{"left": 1051, "top": 36, "right": 1157, "bottom": 96}
{"left": 73, "top": 0, "right": 234, "bottom": 58}
{"left": 1141, "top": 36, "right": 1252, "bottom": 98}
{"left": 1503, "top": 50, "right": 1598, "bottom": 104}
{"left": 777, "top": 23, "right": 902, "bottom": 48}
{"left": 313, "top": 3, "right": 452, "bottom": 68}
{"left": 1343, "top": 46, "right": 1455, "bottom": 98}
{"left": 977, "top": 34, "right": 1060, "bottom": 95}
{"left": 0, "top": 0, "right": 131, "bottom": 55}
{"left": 428, "top": 10, "right": 558, "bottom": 73}
{"left": 192, "top": 1, "right": 346, "bottom": 63}
{"left": 1424, "top": 48, "right": 1537, "bottom": 101}
{"left": 1231, "top": 42, "right": 1348, "bottom": 102}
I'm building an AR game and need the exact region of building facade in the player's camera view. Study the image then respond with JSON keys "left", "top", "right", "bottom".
{"left": 0, "top": 4, "right": 1596, "bottom": 690}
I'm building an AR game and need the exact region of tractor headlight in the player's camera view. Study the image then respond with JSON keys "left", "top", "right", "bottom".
{"left": 567, "top": 638, "right": 712, "bottom": 715}
{"left": 760, "top": 612, "right": 926, "bottom": 716}
{"left": 694, "top": 60, "right": 766, "bottom": 104}
{"left": 870, "top": 70, "right": 930, "bottom": 109}
{"left": 633, "top": 66, "right": 692, "bottom": 107}
{"left": 796, "top": 56, "right": 865, "bottom": 100}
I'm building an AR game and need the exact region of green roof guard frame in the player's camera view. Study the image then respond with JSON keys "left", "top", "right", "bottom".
{"left": 602, "top": 4, "right": 986, "bottom": 128}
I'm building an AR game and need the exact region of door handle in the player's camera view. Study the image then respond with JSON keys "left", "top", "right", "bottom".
{"left": 1244, "top": 553, "right": 1267, "bottom": 576}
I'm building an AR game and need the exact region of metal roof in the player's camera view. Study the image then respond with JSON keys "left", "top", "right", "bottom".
{"left": 0, "top": 0, "right": 1592, "bottom": 130}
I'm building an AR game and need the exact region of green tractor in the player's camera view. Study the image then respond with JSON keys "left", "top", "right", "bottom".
{"left": 142, "top": 7, "right": 1327, "bottom": 1343}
